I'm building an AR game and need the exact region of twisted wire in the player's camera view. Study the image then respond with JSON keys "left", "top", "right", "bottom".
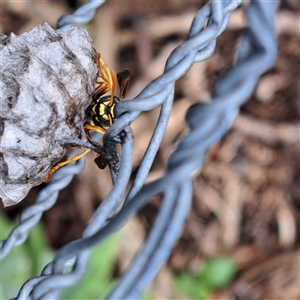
{"left": 109, "top": 0, "right": 240, "bottom": 200}
{"left": 1, "top": 0, "right": 279, "bottom": 299}
{"left": 57, "top": 0, "right": 106, "bottom": 29}
{"left": 108, "top": 2, "right": 279, "bottom": 298}
{"left": 16, "top": 2, "right": 241, "bottom": 298}
{"left": 118, "top": 1, "right": 278, "bottom": 297}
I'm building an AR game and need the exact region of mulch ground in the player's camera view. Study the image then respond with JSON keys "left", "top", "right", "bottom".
{"left": 1, "top": 1, "right": 299, "bottom": 299}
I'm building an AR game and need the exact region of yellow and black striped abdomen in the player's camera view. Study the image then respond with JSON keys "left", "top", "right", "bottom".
{"left": 86, "top": 95, "right": 118, "bottom": 128}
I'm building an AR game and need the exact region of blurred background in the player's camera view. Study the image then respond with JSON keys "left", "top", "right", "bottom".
{"left": 1, "top": 1, "right": 299, "bottom": 299}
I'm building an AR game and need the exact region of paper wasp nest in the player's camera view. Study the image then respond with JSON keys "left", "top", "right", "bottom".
{"left": 0, "top": 23, "right": 98, "bottom": 206}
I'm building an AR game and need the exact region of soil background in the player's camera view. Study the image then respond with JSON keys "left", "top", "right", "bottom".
{"left": 1, "top": 1, "right": 299, "bottom": 299}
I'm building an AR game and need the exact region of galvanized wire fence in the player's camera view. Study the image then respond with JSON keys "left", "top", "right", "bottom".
{"left": 0, "top": 0, "right": 279, "bottom": 299}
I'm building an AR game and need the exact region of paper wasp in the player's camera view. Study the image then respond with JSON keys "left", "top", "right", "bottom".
{"left": 45, "top": 54, "right": 130, "bottom": 181}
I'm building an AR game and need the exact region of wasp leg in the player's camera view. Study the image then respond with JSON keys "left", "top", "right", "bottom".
{"left": 96, "top": 53, "right": 117, "bottom": 106}
{"left": 97, "top": 54, "right": 110, "bottom": 84}
{"left": 68, "top": 145, "right": 84, "bottom": 150}
{"left": 95, "top": 82, "right": 111, "bottom": 95}
{"left": 45, "top": 149, "right": 91, "bottom": 182}
{"left": 84, "top": 124, "right": 106, "bottom": 134}
{"left": 101, "top": 64, "right": 117, "bottom": 103}
{"left": 84, "top": 128, "right": 92, "bottom": 140}
{"left": 108, "top": 69, "right": 117, "bottom": 106}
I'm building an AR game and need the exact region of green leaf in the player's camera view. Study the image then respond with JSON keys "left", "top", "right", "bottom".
{"left": 174, "top": 256, "right": 237, "bottom": 299}
{"left": 175, "top": 272, "right": 211, "bottom": 299}
{"left": 199, "top": 256, "right": 237, "bottom": 288}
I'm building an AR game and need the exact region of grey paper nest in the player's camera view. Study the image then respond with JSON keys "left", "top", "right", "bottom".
{"left": 0, "top": 23, "right": 98, "bottom": 206}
